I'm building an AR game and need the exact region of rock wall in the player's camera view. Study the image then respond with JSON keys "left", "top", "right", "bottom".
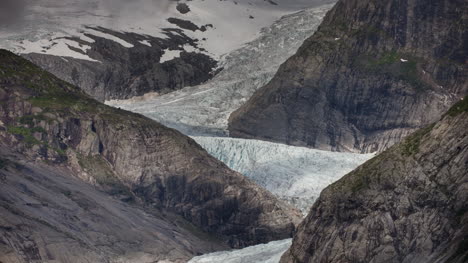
{"left": 229, "top": 0, "right": 467, "bottom": 153}
{"left": 280, "top": 96, "right": 468, "bottom": 263}
{"left": 0, "top": 149, "right": 228, "bottom": 263}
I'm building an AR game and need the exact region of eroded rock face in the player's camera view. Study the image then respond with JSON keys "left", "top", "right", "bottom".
{"left": 0, "top": 50, "right": 301, "bottom": 259}
{"left": 0, "top": 149, "right": 227, "bottom": 263}
{"left": 25, "top": 27, "right": 217, "bottom": 101}
{"left": 280, "top": 97, "right": 468, "bottom": 263}
{"left": 229, "top": 0, "right": 467, "bottom": 153}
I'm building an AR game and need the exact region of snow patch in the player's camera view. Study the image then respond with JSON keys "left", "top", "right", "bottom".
{"left": 160, "top": 49, "right": 182, "bottom": 63}
{"left": 139, "top": 40, "right": 152, "bottom": 47}
{"left": 19, "top": 37, "right": 99, "bottom": 62}
{"left": 85, "top": 28, "right": 134, "bottom": 48}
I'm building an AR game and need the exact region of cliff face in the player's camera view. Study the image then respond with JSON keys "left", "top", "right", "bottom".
{"left": 0, "top": 149, "right": 228, "bottom": 263}
{"left": 0, "top": 49, "right": 301, "bottom": 260}
{"left": 25, "top": 27, "right": 217, "bottom": 101}
{"left": 280, "top": 96, "right": 468, "bottom": 263}
{"left": 229, "top": 0, "right": 467, "bottom": 153}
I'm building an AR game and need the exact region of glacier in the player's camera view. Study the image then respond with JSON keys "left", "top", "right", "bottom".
{"left": 192, "top": 137, "right": 374, "bottom": 214}
{"left": 188, "top": 239, "right": 292, "bottom": 263}
{"left": 107, "top": 4, "right": 333, "bottom": 136}
{"left": 102, "top": 3, "right": 372, "bottom": 262}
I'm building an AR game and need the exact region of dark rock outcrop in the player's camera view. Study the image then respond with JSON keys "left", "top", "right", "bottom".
{"left": 176, "top": 3, "right": 191, "bottom": 14}
{"left": 229, "top": 0, "right": 467, "bottom": 153}
{"left": 0, "top": 49, "right": 301, "bottom": 259}
{"left": 25, "top": 26, "right": 217, "bottom": 101}
{"left": 280, "top": 96, "right": 468, "bottom": 263}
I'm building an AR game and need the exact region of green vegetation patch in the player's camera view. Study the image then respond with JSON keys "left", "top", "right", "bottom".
{"left": 354, "top": 51, "right": 427, "bottom": 91}
{"left": 29, "top": 91, "right": 99, "bottom": 113}
{"left": 445, "top": 96, "right": 468, "bottom": 117}
{"left": 327, "top": 151, "right": 396, "bottom": 195}
{"left": 7, "top": 125, "right": 46, "bottom": 145}
{"left": 400, "top": 124, "right": 435, "bottom": 156}
{"left": 18, "top": 114, "right": 54, "bottom": 126}
{"left": 350, "top": 25, "right": 389, "bottom": 40}
{"left": 0, "top": 50, "right": 100, "bottom": 114}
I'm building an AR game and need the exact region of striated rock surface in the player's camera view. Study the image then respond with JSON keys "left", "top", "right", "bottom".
{"left": 229, "top": 0, "right": 468, "bottom": 153}
{"left": 280, "top": 96, "right": 468, "bottom": 263}
{"left": 0, "top": 149, "right": 227, "bottom": 263}
{"left": 0, "top": 49, "right": 301, "bottom": 261}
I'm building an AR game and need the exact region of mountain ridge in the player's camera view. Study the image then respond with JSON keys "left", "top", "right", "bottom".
{"left": 229, "top": 0, "right": 467, "bottom": 153}
{"left": 0, "top": 49, "right": 302, "bottom": 261}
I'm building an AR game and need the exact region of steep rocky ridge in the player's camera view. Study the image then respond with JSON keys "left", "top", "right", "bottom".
{"left": 280, "top": 96, "right": 468, "bottom": 263}
{"left": 25, "top": 27, "right": 217, "bottom": 101}
{"left": 0, "top": 49, "right": 301, "bottom": 256}
{"left": 0, "top": 148, "right": 227, "bottom": 263}
{"left": 229, "top": 0, "right": 467, "bottom": 153}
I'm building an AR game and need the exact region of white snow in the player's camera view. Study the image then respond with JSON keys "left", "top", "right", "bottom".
{"left": 0, "top": 0, "right": 333, "bottom": 61}
{"left": 188, "top": 239, "right": 292, "bottom": 263}
{"left": 160, "top": 49, "right": 182, "bottom": 63}
{"left": 107, "top": 5, "right": 333, "bottom": 136}
{"left": 18, "top": 37, "right": 99, "bottom": 62}
{"left": 192, "top": 136, "right": 374, "bottom": 214}
{"left": 85, "top": 28, "right": 134, "bottom": 48}
{"left": 138, "top": 40, "right": 152, "bottom": 47}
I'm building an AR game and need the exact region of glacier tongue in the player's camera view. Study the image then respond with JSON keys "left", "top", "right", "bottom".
{"left": 107, "top": 5, "right": 333, "bottom": 136}
{"left": 188, "top": 136, "right": 371, "bottom": 262}
{"left": 192, "top": 136, "right": 374, "bottom": 214}
{"left": 188, "top": 239, "right": 292, "bottom": 263}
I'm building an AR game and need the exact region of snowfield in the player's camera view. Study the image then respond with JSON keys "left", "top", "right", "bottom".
{"left": 0, "top": 0, "right": 333, "bottom": 61}
{"left": 192, "top": 136, "right": 374, "bottom": 214}
{"left": 188, "top": 239, "right": 292, "bottom": 263}
{"left": 107, "top": 4, "right": 333, "bottom": 136}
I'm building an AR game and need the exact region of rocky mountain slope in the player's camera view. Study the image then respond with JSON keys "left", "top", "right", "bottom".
{"left": 24, "top": 27, "right": 218, "bottom": 101}
{"left": 0, "top": 148, "right": 227, "bottom": 263}
{"left": 0, "top": 49, "right": 302, "bottom": 261}
{"left": 280, "top": 96, "right": 468, "bottom": 263}
{"left": 229, "top": 0, "right": 467, "bottom": 153}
